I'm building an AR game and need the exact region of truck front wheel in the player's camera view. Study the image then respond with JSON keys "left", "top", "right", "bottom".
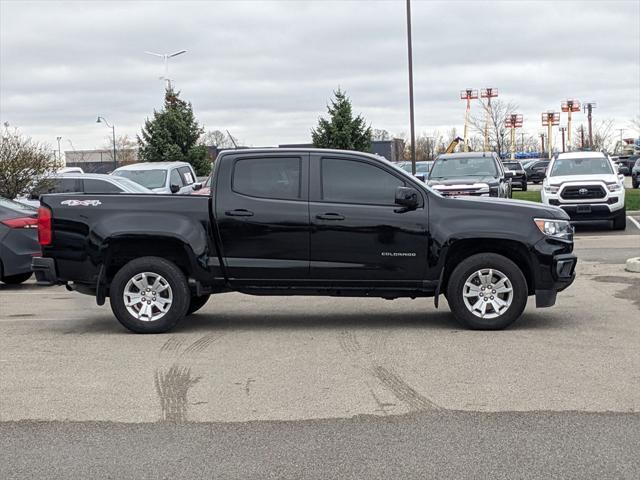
{"left": 109, "top": 256, "right": 190, "bottom": 334}
{"left": 446, "top": 253, "right": 528, "bottom": 330}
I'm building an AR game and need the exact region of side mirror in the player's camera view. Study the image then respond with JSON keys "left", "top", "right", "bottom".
{"left": 28, "top": 191, "right": 39, "bottom": 200}
{"left": 192, "top": 182, "right": 203, "bottom": 191}
{"left": 504, "top": 171, "right": 515, "bottom": 179}
{"left": 170, "top": 184, "right": 181, "bottom": 194}
{"left": 395, "top": 186, "right": 419, "bottom": 210}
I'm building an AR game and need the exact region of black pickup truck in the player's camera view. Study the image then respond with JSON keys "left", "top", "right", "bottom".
{"left": 32, "top": 148, "right": 576, "bottom": 333}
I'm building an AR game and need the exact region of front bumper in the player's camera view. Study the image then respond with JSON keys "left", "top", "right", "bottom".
{"left": 31, "top": 257, "right": 58, "bottom": 285}
{"left": 532, "top": 239, "right": 577, "bottom": 308}
{"left": 557, "top": 204, "right": 624, "bottom": 221}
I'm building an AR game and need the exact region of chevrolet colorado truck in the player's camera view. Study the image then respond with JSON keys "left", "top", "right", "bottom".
{"left": 32, "top": 148, "right": 577, "bottom": 333}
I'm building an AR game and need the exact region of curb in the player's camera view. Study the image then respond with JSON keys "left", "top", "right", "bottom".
{"left": 625, "top": 257, "right": 640, "bottom": 273}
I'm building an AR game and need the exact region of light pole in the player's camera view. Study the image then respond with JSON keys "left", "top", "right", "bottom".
{"left": 561, "top": 99, "right": 580, "bottom": 151}
{"left": 405, "top": 0, "right": 416, "bottom": 174}
{"left": 481, "top": 88, "right": 498, "bottom": 151}
{"left": 504, "top": 114, "right": 522, "bottom": 160}
{"left": 56, "top": 136, "right": 62, "bottom": 164}
{"left": 541, "top": 112, "right": 559, "bottom": 159}
{"left": 144, "top": 49, "right": 187, "bottom": 88}
{"left": 583, "top": 102, "right": 596, "bottom": 148}
{"left": 559, "top": 126, "right": 567, "bottom": 152}
{"left": 96, "top": 116, "right": 117, "bottom": 170}
{"left": 460, "top": 89, "right": 478, "bottom": 152}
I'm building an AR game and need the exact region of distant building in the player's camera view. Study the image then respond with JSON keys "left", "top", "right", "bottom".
{"left": 64, "top": 148, "right": 138, "bottom": 173}
{"left": 278, "top": 139, "right": 405, "bottom": 162}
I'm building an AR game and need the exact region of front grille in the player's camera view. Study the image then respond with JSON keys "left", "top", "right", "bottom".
{"left": 561, "top": 185, "right": 605, "bottom": 200}
{"left": 438, "top": 189, "right": 485, "bottom": 197}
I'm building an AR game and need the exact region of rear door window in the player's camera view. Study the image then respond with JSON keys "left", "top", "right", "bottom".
{"left": 83, "top": 179, "right": 123, "bottom": 193}
{"left": 233, "top": 157, "right": 301, "bottom": 200}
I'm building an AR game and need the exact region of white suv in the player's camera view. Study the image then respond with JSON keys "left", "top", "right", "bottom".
{"left": 541, "top": 152, "right": 626, "bottom": 230}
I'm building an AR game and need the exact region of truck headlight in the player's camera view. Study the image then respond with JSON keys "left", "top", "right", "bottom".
{"left": 606, "top": 183, "right": 622, "bottom": 192}
{"left": 543, "top": 185, "right": 559, "bottom": 194}
{"left": 534, "top": 218, "right": 573, "bottom": 239}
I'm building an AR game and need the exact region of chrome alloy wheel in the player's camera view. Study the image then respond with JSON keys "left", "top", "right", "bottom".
{"left": 462, "top": 268, "right": 513, "bottom": 319}
{"left": 123, "top": 272, "right": 173, "bottom": 322}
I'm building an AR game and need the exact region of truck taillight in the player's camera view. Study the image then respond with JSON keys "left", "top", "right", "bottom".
{"left": 37, "top": 206, "right": 52, "bottom": 246}
{"left": 1, "top": 217, "right": 38, "bottom": 229}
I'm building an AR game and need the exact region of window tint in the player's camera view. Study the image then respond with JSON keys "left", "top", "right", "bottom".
{"left": 170, "top": 169, "right": 184, "bottom": 187}
{"left": 233, "top": 157, "right": 301, "bottom": 200}
{"left": 178, "top": 166, "right": 195, "bottom": 185}
{"left": 84, "top": 179, "right": 123, "bottom": 193}
{"left": 322, "top": 158, "right": 404, "bottom": 205}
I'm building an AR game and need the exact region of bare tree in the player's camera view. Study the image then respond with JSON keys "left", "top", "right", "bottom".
{"left": 469, "top": 99, "right": 519, "bottom": 157}
{"left": 629, "top": 115, "right": 640, "bottom": 134}
{"left": 103, "top": 134, "right": 138, "bottom": 166}
{"left": 372, "top": 129, "right": 391, "bottom": 141}
{"left": 199, "top": 130, "right": 238, "bottom": 149}
{"left": 572, "top": 119, "right": 615, "bottom": 151}
{"left": 0, "top": 127, "right": 61, "bottom": 199}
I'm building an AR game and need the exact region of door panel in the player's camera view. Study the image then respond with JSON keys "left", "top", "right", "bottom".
{"left": 215, "top": 154, "right": 310, "bottom": 281}
{"left": 309, "top": 154, "right": 428, "bottom": 284}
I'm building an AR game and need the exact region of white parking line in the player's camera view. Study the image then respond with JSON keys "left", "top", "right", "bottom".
{"left": 628, "top": 216, "right": 640, "bottom": 230}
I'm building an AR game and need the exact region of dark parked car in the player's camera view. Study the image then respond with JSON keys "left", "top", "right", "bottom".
{"left": 632, "top": 159, "right": 640, "bottom": 189}
{"left": 501, "top": 160, "right": 527, "bottom": 191}
{"left": 17, "top": 173, "right": 152, "bottom": 208}
{"left": 0, "top": 198, "right": 39, "bottom": 284}
{"left": 33, "top": 148, "right": 576, "bottom": 334}
{"left": 427, "top": 152, "right": 513, "bottom": 197}
{"left": 524, "top": 159, "right": 550, "bottom": 184}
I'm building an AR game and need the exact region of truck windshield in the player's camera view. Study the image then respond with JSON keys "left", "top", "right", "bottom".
{"left": 550, "top": 157, "right": 613, "bottom": 176}
{"left": 430, "top": 157, "right": 497, "bottom": 178}
{"left": 113, "top": 170, "right": 167, "bottom": 189}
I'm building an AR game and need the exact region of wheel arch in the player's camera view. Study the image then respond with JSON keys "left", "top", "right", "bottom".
{"left": 441, "top": 238, "right": 534, "bottom": 296}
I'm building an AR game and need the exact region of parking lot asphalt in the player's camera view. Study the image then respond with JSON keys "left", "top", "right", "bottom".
{"left": 1, "top": 228, "right": 639, "bottom": 478}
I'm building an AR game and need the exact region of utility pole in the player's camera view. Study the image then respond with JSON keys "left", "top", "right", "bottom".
{"left": 559, "top": 126, "right": 567, "bottom": 153}
{"left": 583, "top": 102, "right": 596, "bottom": 148}
{"left": 56, "top": 136, "right": 62, "bottom": 164}
{"left": 460, "top": 89, "right": 478, "bottom": 152}
{"left": 520, "top": 132, "right": 525, "bottom": 152}
{"left": 541, "top": 112, "right": 559, "bottom": 159}
{"left": 481, "top": 88, "right": 498, "bottom": 151}
{"left": 405, "top": 0, "right": 416, "bottom": 174}
{"left": 617, "top": 128, "right": 625, "bottom": 144}
{"left": 580, "top": 125, "right": 586, "bottom": 149}
{"left": 561, "top": 99, "right": 580, "bottom": 151}
{"left": 540, "top": 133, "right": 546, "bottom": 155}
{"left": 504, "top": 114, "right": 523, "bottom": 160}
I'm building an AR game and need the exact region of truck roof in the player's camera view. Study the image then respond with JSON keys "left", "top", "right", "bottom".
{"left": 556, "top": 151, "right": 606, "bottom": 160}
{"left": 218, "top": 147, "right": 388, "bottom": 162}
{"left": 436, "top": 152, "right": 496, "bottom": 160}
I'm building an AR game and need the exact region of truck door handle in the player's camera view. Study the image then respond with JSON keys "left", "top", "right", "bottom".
{"left": 225, "top": 209, "right": 254, "bottom": 217}
{"left": 316, "top": 213, "right": 345, "bottom": 220}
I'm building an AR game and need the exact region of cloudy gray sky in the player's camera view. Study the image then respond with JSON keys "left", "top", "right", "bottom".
{"left": 1, "top": 0, "right": 639, "bottom": 152}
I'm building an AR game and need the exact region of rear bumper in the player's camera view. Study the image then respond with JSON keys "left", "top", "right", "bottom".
{"left": 31, "top": 257, "right": 58, "bottom": 285}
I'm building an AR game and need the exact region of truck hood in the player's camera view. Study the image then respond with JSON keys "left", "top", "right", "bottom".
{"left": 427, "top": 176, "right": 499, "bottom": 187}
{"left": 545, "top": 174, "right": 619, "bottom": 185}
{"left": 445, "top": 195, "right": 569, "bottom": 220}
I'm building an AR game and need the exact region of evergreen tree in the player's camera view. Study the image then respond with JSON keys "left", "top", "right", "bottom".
{"left": 311, "top": 89, "right": 372, "bottom": 152}
{"left": 138, "top": 86, "right": 210, "bottom": 175}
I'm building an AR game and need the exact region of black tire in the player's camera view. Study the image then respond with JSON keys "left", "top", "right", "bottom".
{"left": 533, "top": 180, "right": 540, "bottom": 185}
{"left": 612, "top": 208, "right": 626, "bottom": 231}
{"left": 1, "top": 272, "right": 32, "bottom": 285}
{"left": 187, "top": 294, "right": 210, "bottom": 315}
{"left": 109, "top": 256, "right": 190, "bottom": 334}
{"left": 446, "top": 253, "right": 528, "bottom": 330}
{"left": 632, "top": 178, "right": 638, "bottom": 189}
{"left": 521, "top": 182, "right": 527, "bottom": 192}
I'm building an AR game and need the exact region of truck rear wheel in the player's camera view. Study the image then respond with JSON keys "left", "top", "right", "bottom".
{"left": 446, "top": 253, "right": 527, "bottom": 330}
{"left": 109, "top": 256, "right": 190, "bottom": 333}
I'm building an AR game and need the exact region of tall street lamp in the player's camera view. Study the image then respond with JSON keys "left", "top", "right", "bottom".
{"left": 96, "top": 116, "right": 117, "bottom": 170}
{"left": 405, "top": 0, "right": 416, "bottom": 174}
{"left": 56, "top": 136, "right": 62, "bottom": 164}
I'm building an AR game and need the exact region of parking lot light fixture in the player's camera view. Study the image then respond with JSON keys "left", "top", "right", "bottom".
{"left": 583, "top": 103, "right": 596, "bottom": 148}
{"left": 541, "top": 112, "right": 560, "bottom": 159}
{"left": 504, "top": 114, "right": 523, "bottom": 160}
{"left": 481, "top": 88, "right": 499, "bottom": 151}
{"left": 559, "top": 126, "right": 567, "bottom": 152}
{"left": 460, "top": 89, "right": 478, "bottom": 152}
{"left": 561, "top": 100, "right": 580, "bottom": 151}
{"left": 96, "top": 116, "right": 117, "bottom": 170}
